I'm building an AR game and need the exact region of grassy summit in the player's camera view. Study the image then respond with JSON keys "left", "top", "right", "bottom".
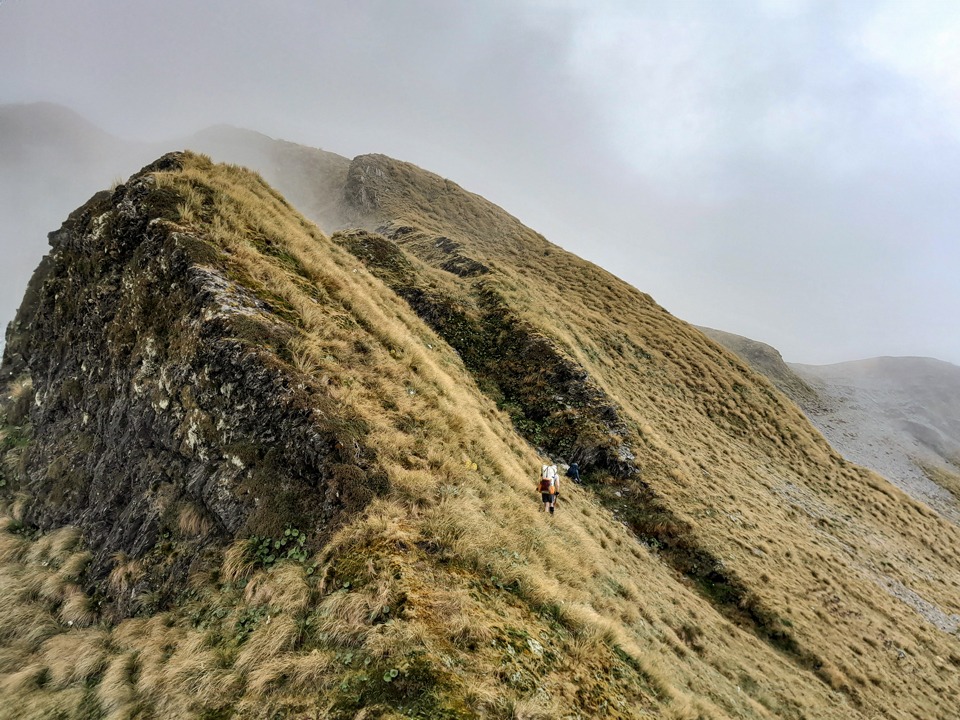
{"left": 0, "top": 152, "right": 958, "bottom": 719}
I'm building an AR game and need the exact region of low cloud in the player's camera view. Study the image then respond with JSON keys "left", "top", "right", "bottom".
{"left": 1, "top": 0, "right": 957, "bottom": 364}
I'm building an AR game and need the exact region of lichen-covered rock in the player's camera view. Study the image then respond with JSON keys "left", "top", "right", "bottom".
{"left": 1, "top": 154, "right": 385, "bottom": 612}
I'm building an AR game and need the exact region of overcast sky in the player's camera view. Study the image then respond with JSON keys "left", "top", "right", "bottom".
{"left": 1, "top": 0, "right": 958, "bottom": 365}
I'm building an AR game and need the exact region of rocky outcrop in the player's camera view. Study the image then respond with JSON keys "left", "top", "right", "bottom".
{"left": 1, "top": 154, "right": 385, "bottom": 612}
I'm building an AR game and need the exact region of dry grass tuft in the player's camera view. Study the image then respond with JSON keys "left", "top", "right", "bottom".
{"left": 42, "top": 629, "right": 109, "bottom": 688}
{"left": 10, "top": 494, "right": 29, "bottom": 523}
{"left": 57, "top": 550, "right": 91, "bottom": 583}
{"left": 244, "top": 649, "right": 336, "bottom": 696}
{"left": 662, "top": 695, "right": 714, "bottom": 720}
{"left": 432, "top": 589, "right": 494, "bottom": 647}
{"left": 222, "top": 538, "right": 258, "bottom": 582}
{"left": 177, "top": 501, "right": 213, "bottom": 538}
{"left": 107, "top": 552, "right": 144, "bottom": 597}
{"left": 96, "top": 651, "right": 138, "bottom": 718}
{"left": 313, "top": 587, "right": 379, "bottom": 649}
{"left": 234, "top": 613, "right": 300, "bottom": 673}
{"left": 0, "top": 662, "right": 47, "bottom": 696}
{"left": 7, "top": 376, "right": 33, "bottom": 400}
{"left": 0, "top": 523, "right": 26, "bottom": 563}
{"left": 244, "top": 563, "right": 311, "bottom": 614}
{"left": 58, "top": 586, "right": 97, "bottom": 628}
{"left": 480, "top": 697, "right": 557, "bottom": 720}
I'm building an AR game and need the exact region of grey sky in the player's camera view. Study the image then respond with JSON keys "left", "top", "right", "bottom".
{"left": 1, "top": 0, "right": 958, "bottom": 365}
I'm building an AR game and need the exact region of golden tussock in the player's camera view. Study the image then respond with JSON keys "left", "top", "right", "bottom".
{"left": 234, "top": 614, "right": 301, "bottom": 674}
{"left": 58, "top": 586, "right": 97, "bottom": 628}
{"left": 41, "top": 629, "right": 109, "bottom": 688}
{"left": 0, "top": 153, "right": 957, "bottom": 718}
{"left": 177, "top": 501, "right": 213, "bottom": 538}
{"left": 107, "top": 551, "right": 144, "bottom": 597}
{"left": 244, "top": 563, "right": 311, "bottom": 615}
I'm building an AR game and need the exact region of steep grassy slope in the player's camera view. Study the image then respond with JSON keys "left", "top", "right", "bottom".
{"left": 308, "top": 153, "right": 960, "bottom": 719}
{"left": 0, "top": 152, "right": 841, "bottom": 719}
{"left": 696, "top": 327, "right": 817, "bottom": 406}
{"left": 703, "top": 327, "right": 960, "bottom": 523}
{"left": 1, "top": 151, "right": 959, "bottom": 720}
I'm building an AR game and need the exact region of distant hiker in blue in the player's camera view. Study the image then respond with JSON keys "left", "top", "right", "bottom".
{"left": 566, "top": 462, "right": 581, "bottom": 484}
{"left": 538, "top": 463, "right": 559, "bottom": 514}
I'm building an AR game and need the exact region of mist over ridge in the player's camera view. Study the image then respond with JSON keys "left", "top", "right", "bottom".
{"left": 3, "top": 1, "right": 960, "bottom": 365}
{"left": 2, "top": 100, "right": 958, "bottom": 370}
{"left": 2, "top": 5, "right": 960, "bottom": 717}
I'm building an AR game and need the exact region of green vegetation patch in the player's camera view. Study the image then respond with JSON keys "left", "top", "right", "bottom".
{"left": 248, "top": 527, "right": 314, "bottom": 572}
{"left": 329, "top": 652, "right": 465, "bottom": 720}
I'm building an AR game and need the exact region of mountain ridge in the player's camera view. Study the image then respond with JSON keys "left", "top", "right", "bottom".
{"left": 1, "top": 109, "right": 959, "bottom": 718}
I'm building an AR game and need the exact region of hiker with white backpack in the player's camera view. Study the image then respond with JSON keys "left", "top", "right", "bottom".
{"left": 537, "top": 463, "right": 560, "bottom": 514}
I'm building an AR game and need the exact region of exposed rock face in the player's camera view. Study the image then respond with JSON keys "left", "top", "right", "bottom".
{"left": 1, "top": 154, "right": 385, "bottom": 609}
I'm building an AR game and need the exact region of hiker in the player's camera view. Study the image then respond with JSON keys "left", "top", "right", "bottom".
{"left": 566, "top": 462, "right": 581, "bottom": 484}
{"left": 538, "top": 463, "right": 560, "bottom": 514}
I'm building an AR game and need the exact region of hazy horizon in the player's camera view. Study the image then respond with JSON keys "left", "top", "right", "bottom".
{"left": 2, "top": 1, "right": 959, "bottom": 366}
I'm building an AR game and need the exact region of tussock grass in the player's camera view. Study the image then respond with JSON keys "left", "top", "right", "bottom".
{"left": 1, "top": 152, "right": 957, "bottom": 718}
{"left": 96, "top": 651, "right": 139, "bottom": 718}
{"left": 58, "top": 586, "right": 97, "bottom": 627}
{"left": 243, "top": 563, "right": 311, "bottom": 614}
{"left": 0, "top": 662, "right": 47, "bottom": 696}
{"left": 221, "top": 538, "right": 259, "bottom": 582}
{"left": 328, "top": 152, "right": 960, "bottom": 719}
{"left": 176, "top": 501, "right": 213, "bottom": 538}
{"left": 107, "top": 552, "right": 144, "bottom": 597}
{"left": 234, "top": 614, "right": 300, "bottom": 672}
{"left": 242, "top": 648, "right": 336, "bottom": 696}
{"left": 42, "top": 629, "right": 109, "bottom": 688}
{"left": 313, "top": 584, "right": 386, "bottom": 648}
{"left": 0, "top": 520, "right": 26, "bottom": 563}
